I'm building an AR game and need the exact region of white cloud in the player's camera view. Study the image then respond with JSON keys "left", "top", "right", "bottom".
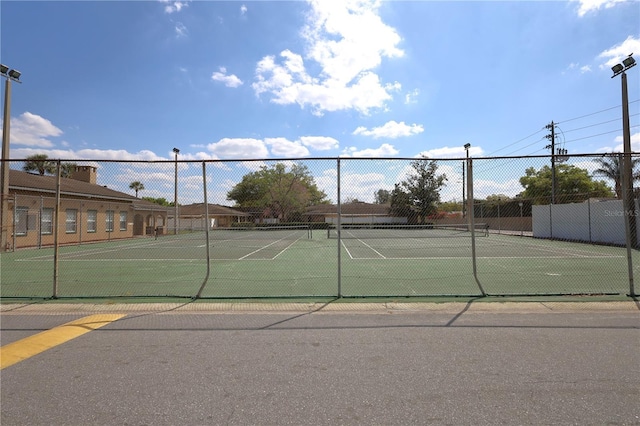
{"left": 10, "top": 147, "right": 168, "bottom": 162}
{"left": 339, "top": 172, "right": 387, "bottom": 202}
{"left": 299, "top": 136, "right": 339, "bottom": 150}
{"left": 252, "top": 0, "right": 404, "bottom": 115}
{"left": 207, "top": 138, "right": 269, "bottom": 159}
{"left": 240, "top": 4, "right": 247, "bottom": 15}
{"left": 418, "top": 146, "right": 484, "bottom": 159}
{"left": 405, "top": 89, "right": 419, "bottom": 104}
{"left": 341, "top": 143, "right": 399, "bottom": 157}
{"left": 175, "top": 22, "right": 188, "bottom": 38}
{"left": 563, "top": 62, "right": 592, "bottom": 75}
{"left": 353, "top": 120, "right": 424, "bottom": 139}
{"left": 573, "top": 0, "right": 627, "bottom": 17}
{"left": 1, "top": 112, "right": 63, "bottom": 148}
{"left": 161, "top": 0, "right": 189, "bottom": 14}
{"left": 613, "top": 132, "right": 640, "bottom": 152}
{"left": 265, "top": 137, "right": 310, "bottom": 157}
{"left": 473, "top": 178, "right": 523, "bottom": 199}
{"left": 211, "top": 67, "right": 243, "bottom": 88}
{"left": 598, "top": 35, "right": 640, "bottom": 68}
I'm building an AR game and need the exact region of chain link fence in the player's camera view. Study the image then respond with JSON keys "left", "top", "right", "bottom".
{"left": 1, "top": 154, "right": 637, "bottom": 299}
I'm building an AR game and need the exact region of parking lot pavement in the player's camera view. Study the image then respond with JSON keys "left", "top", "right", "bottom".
{"left": 1, "top": 301, "right": 639, "bottom": 425}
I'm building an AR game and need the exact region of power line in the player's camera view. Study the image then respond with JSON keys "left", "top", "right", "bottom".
{"left": 485, "top": 127, "right": 546, "bottom": 156}
{"left": 487, "top": 103, "right": 639, "bottom": 158}
{"left": 562, "top": 113, "right": 640, "bottom": 133}
{"left": 556, "top": 99, "right": 639, "bottom": 125}
{"left": 563, "top": 125, "right": 640, "bottom": 144}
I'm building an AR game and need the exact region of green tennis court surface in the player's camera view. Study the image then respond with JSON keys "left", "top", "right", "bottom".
{"left": 1, "top": 226, "right": 636, "bottom": 299}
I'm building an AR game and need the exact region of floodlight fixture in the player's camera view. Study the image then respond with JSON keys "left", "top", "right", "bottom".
{"left": 622, "top": 55, "right": 636, "bottom": 68}
{"left": 7, "top": 69, "right": 20, "bottom": 80}
{"left": 0, "top": 64, "right": 8, "bottom": 75}
{"left": 173, "top": 147, "right": 180, "bottom": 154}
{"left": 612, "top": 53, "right": 636, "bottom": 78}
{"left": 464, "top": 143, "right": 471, "bottom": 150}
{"left": 612, "top": 64, "right": 624, "bottom": 76}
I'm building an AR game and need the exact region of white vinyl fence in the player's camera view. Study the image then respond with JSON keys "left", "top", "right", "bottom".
{"left": 532, "top": 199, "right": 640, "bottom": 246}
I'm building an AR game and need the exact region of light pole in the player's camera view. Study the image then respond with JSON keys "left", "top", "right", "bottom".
{"left": 173, "top": 147, "right": 180, "bottom": 235}
{"left": 463, "top": 143, "right": 470, "bottom": 218}
{"left": 612, "top": 54, "right": 637, "bottom": 248}
{"left": 1, "top": 64, "right": 21, "bottom": 252}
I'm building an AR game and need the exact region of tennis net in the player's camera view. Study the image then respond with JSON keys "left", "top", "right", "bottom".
{"left": 327, "top": 223, "right": 488, "bottom": 239}
{"left": 210, "top": 225, "right": 313, "bottom": 240}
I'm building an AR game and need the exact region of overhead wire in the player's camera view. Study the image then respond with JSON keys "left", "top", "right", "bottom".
{"left": 474, "top": 101, "right": 640, "bottom": 175}
{"left": 484, "top": 127, "right": 546, "bottom": 156}
{"left": 556, "top": 99, "right": 639, "bottom": 125}
{"left": 562, "top": 113, "right": 639, "bottom": 133}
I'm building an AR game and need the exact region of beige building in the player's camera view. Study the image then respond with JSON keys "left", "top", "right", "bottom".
{"left": 4, "top": 167, "right": 169, "bottom": 250}
{"left": 171, "top": 203, "right": 249, "bottom": 231}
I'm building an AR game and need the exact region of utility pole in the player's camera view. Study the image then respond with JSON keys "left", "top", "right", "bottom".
{"left": 545, "top": 121, "right": 556, "bottom": 205}
{"left": 545, "top": 121, "right": 569, "bottom": 205}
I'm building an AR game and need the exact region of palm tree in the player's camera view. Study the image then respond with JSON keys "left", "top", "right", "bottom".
{"left": 23, "top": 154, "right": 56, "bottom": 176}
{"left": 593, "top": 155, "right": 640, "bottom": 199}
{"left": 129, "top": 181, "right": 145, "bottom": 198}
{"left": 60, "top": 162, "right": 78, "bottom": 178}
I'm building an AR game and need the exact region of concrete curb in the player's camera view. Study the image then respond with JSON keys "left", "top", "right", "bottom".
{"left": 1, "top": 301, "right": 638, "bottom": 314}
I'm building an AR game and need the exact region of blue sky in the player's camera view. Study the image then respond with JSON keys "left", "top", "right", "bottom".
{"left": 1, "top": 0, "right": 639, "bottom": 204}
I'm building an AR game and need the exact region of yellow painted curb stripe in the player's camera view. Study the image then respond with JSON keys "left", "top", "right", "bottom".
{"left": 0, "top": 314, "right": 126, "bottom": 370}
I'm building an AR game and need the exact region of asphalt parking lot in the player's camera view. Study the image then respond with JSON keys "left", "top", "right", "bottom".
{"left": 1, "top": 301, "right": 639, "bottom": 425}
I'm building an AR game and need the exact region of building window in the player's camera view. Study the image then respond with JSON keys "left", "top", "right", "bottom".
{"left": 41, "top": 208, "right": 53, "bottom": 235}
{"left": 16, "top": 207, "right": 29, "bottom": 236}
{"left": 106, "top": 210, "right": 114, "bottom": 232}
{"left": 66, "top": 209, "right": 77, "bottom": 234}
{"left": 87, "top": 210, "right": 97, "bottom": 233}
{"left": 119, "top": 211, "right": 127, "bottom": 231}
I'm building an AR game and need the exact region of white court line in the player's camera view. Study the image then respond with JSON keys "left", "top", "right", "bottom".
{"left": 484, "top": 238, "right": 621, "bottom": 258}
{"left": 272, "top": 237, "right": 302, "bottom": 259}
{"left": 238, "top": 233, "right": 301, "bottom": 260}
{"left": 348, "top": 255, "right": 624, "bottom": 260}
{"left": 15, "top": 238, "right": 180, "bottom": 261}
{"left": 341, "top": 240, "right": 354, "bottom": 260}
{"left": 357, "top": 238, "right": 386, "bottom": 259}
{"left": 342, "top": 230, "right": 386, "bottom": 259}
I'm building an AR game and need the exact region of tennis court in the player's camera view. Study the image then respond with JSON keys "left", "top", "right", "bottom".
{"left": 0, "top": 224, "right": 635, "bottom": 299}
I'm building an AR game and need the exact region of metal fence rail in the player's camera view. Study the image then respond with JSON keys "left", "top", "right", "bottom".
{"left": 0, "top": 154, "right": 636, "bottom": 299}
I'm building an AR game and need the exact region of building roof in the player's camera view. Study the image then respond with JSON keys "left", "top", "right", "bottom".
{"left": 9, "top": 169, "right": 170, "bottom": 212}
{"left": 178, "top": 203, "right": 249, "bottom": 217}
{"left": 306, "top": 202, "right": 390, "bottom": 215}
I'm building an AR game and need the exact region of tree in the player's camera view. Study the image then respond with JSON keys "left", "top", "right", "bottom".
{"left": 344, "top": 197, "right": 362, "bottom": 204}
{"left": 519, "top": 164, "right": 613, "bottom": 204}
{"left": 439, "top": 200, "right": 463, "bottom": 212}
{"left": 593, "top": 154, "right": 640, "bottom": 199}
{"left": 142, "top": 197, "right": 174, "bottom": 207}
{"left": 485, "top": 194, "right": 510, "bottom": 203}
{"left": 374, "top": 189, "right": 390, "bottom": 204}
{"left": 389, "top": 156, "right": 447, "bottom": 223}
{"left": 22, "top": 154, "right": 77, "bottom": 177}
{"left": 60, "top": 162, "right": 78, "bottom": 178}
{"left": 129, "top": 181, "right": 145, "bottom": 198}
{"left": 23, "top": 154, "right": 56, "bottom": 176}
{"left": 227, "top": 163, "right": 327, "bottom": 222}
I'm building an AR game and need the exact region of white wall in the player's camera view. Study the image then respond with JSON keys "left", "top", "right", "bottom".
{"left": 532, "top": 199, "right": 640, "bottom": 246}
